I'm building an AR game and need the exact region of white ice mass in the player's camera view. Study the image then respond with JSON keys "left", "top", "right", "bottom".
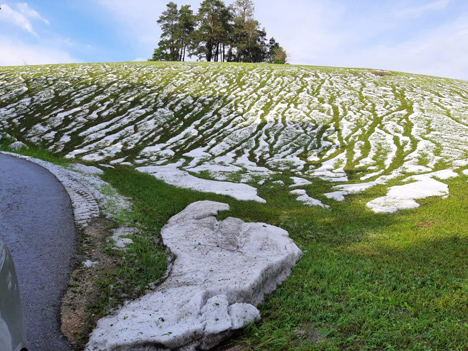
{"left": 87, "top": 201, "right": 302, "bottom": 351}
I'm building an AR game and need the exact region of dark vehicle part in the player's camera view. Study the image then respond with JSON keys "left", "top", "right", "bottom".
{"left": 0, "top": 239, "right": 28, "bottom": 351}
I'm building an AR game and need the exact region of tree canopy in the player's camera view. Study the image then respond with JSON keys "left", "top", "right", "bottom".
{"left": 151, "top": 0, "right": 287, "bottom": 64}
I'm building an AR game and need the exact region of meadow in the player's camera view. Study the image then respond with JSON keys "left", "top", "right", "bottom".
{"left": 2, "top": 61, "right": 468, "bottom": 350}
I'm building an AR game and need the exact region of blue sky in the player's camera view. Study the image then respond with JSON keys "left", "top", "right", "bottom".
{"left": 1, "top": 0, "right": 468, "bottom": 79}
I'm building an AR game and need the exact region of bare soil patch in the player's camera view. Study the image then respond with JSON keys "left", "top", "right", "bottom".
{"left": 371, "top": 71, "right": 391, "bottom": 77}
{"left": 61, "top": 217, "right": 123, "bottom": 350}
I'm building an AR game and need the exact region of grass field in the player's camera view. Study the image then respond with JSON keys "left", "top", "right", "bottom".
{"left": 2, "top": 62, "right": 468, "bottom": 350}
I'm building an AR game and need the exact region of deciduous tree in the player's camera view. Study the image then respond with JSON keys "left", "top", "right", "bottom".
{"left": 267, "top": 37, "right": 287, "bottom": 64}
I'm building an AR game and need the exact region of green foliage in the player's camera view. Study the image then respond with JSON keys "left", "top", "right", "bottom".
{"left": 192, "top": 0, "right": 233, "bottom": 62}
{"left": 179, "top": 5, "right": 197, "bottom": 60}
{"left": 153, "top": 0, "right": 287, "bottom": 63}
{"left": 0, "top": 136, "right": 68, "bottom": 166}
{"left": 151, "top": 2, "right": 196, "bottom": 61}
{"left": 156, "top": 2, "right": 180, "bottom": 61}
{"left": 267, "top": 38, "right": 288, "bottom": 64}
{"left": 229, "top": 0, "right": 266, "bottom": 62}
{"left": 151, "top": 46, "right": 169, "bottom": 61}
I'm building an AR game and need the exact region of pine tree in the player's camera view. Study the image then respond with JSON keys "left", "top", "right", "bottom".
{"left": 155, "top": 2, "right": 181, "bottom": 61}
{"left": 230, "top": 0, "right": 267, "bottom": 62}
{"left": 178, "top": 5, "right": 196, "bottom": 61}
{"left": 151, "top": 47, "right": 169, "bottom": 61}
{"left": 193, "top": 0, "right": 233, "bottom": 62}
{"left": 151, "top": 0, "right": 287, "bottom": 64}
{"left": 272, "top": 46, "right": 287, "bottom": 64}
{"left": 233, "top": 0, "right": 255, "bottom": 23}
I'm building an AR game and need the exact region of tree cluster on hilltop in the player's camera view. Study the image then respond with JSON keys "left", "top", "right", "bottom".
{"left": 150, "top": 0, "right": 287, "bottom": 64}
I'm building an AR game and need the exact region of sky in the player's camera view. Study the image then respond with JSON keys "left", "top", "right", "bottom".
{"left": 1, "top": 0, "right": 468, "bottom": 80}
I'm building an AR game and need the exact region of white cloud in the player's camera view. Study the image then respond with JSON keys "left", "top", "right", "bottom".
{"left": 0, "top": 36, "right": 81, "bottom": 66}
{"left": 395, "top": 0, "right": 451, "bottom": 18}
{"left": 95, "top": 0, "right": 178, "bottom": 48}
{"left": 0, "top": 3, "right": 84, "bottom": 66}
{"left": 0, "top": 3, "right": 49, "bottom": 35}
{"left": 344, "top": 15, "right": 468, "bottom": 80}
{"left": 17, "top": 3, "right": 49, "bottom": 24}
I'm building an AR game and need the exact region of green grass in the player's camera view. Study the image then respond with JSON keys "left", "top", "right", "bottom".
{"left": 233, "top": 176, "right": 468, "bottom": 351}
{"left": 82, "top": 161, "right": 468, "bottom": 350}
{"left": 0, "top": 134, "right": 68, "bottom": 166}
{"left": 5, "top": 143, "right": 468, "bottom": 350}
{"left": 98, "top": 164, "right": 468, "bottom": 351}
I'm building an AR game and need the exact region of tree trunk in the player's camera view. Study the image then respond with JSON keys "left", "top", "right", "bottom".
{"left": 207, "top": 41, "right": 212, "bottom": 62}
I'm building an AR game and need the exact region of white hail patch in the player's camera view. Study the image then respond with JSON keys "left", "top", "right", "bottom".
{"left": 137, "top": 162, "right": 266, "bottom": 203}
{"left": 367, "top": 170, "right": 458, "bottom": 213}
{"left": 290, "top": 189, "right": 330, "bottom": 209}
{"left": 86, "top": 201, "right": 302, "bottom": 351}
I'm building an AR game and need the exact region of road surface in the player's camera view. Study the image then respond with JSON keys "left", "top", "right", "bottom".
{"left": 0, "top": 154, "right": 75, "bottom": 351}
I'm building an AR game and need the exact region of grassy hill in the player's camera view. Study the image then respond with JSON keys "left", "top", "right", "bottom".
{"left": 2, "top": 62, "right": 468, "bottom": 208}
{"left": 2, "top": 62, "right": 468, "bottom": 350}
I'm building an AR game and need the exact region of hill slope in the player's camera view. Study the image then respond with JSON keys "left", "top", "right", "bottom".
{"left": 4, "top": 62, "right": 468, "bottom": 350}
{"left": 2, "top": 62, "right": 468, "bottom": 210}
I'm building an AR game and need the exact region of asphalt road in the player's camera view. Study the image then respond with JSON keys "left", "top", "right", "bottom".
{"left": 0, "top": 154, "right": 75, "bottom": 351}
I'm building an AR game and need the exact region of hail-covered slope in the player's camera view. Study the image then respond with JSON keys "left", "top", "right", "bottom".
{"left": 1, "top": 62, "right": 468, "bottom": 211}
